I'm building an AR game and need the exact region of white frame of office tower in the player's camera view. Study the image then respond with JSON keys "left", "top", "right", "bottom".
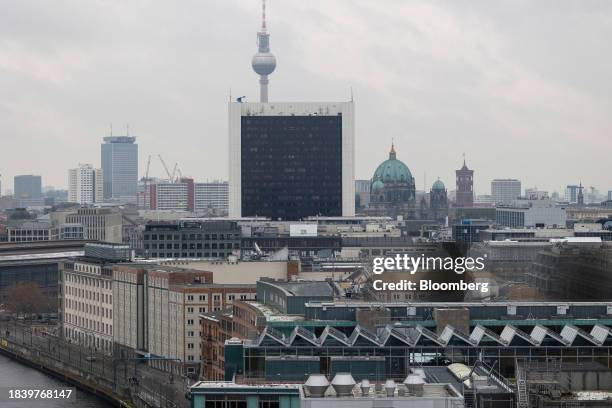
{"left": 228, "top": 101, "right": 355, "bottom": 218}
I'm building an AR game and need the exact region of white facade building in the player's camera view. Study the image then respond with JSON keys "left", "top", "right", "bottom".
{"left": 152, "top": 182, "right": 190, "bottom": 210}
{"left": 496, "top": 199, "right": 567, "bottom": 228}
{"left": 491, "top": 179, "right": 521, "bottom": 205}
{"left": 228, "top": 101, "right": 355, "bottom": 219}
{"left": 68, "top": 164, "right": 103, "bottom": 204}
{"left": 146, "top": 179, "right": 229, "bottom": 213}
{"left": 62, "top": 259, "right": 115, "bottom": 353}
{"left": 195, "top": 181, "right": 228, "bottom": 213}
{"left": 525, "top": 188, "right": 549, "bottom": 200}
{"left": 565, "top": 185, "right": 580, "bottom": 203}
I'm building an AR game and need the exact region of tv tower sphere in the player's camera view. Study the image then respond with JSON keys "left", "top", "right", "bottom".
{"left": 252, "top": 52, "right": 276, "bottom": 76}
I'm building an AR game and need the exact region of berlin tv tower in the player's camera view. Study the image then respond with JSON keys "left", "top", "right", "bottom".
{"left": 251, "top": 0, "right": 276, "bottom": 102}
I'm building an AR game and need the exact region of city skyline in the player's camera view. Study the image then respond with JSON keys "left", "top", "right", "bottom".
{"left": 1, "top": 1, "right": 612, "bottom": 195}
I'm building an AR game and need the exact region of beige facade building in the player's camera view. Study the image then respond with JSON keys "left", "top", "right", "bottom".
{"left": 62, "top": 259, "right": 115, "bottom": 353}
{"left": 65, "top": 208, "right": 123, "bottom": 243}
{"left": 146, "top": 268, "right": 255, "bottom": 374}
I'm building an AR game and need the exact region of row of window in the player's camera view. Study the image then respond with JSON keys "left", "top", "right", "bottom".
{"left": 145, "top": 242, "right": 239, "bottom": 250}
{"left": 65, "top": 313, "right": 113, "bottom": 335}
{"left": 66, "top": 273, "right": 112, "bottom": 290}
{"left": 147, "top": 251, "right": 233, "bottom": 258}
{"left": 65, "top": 285, "right": 112, "bottom": 304}
{"left": 145, "top": 233, "right": 240, "bottom": 240}
{"left": 65, "top": 298, "right": 112, "bottom": 319}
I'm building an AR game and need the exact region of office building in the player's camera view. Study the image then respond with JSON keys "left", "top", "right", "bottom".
{"left": 14, "top": 174, "right": 42, "bottom": 199}
{"left": 0, "top": 240, "right": 89, "bottom": 304}
{"left": 142, "top": 220, "right": 241, "bottom": 259}
{"left": 61, "top": 243, "right": 131, "bottom": 353}
{"left": 189, "top": 371, "right": 472, "bottom": 408}
{"left": 147, "top": 179, "right": 229, "bottom": 213}
{"left": 149, "top": 178, "right": 194, "bottom": 211}
{"left": 101, "top": 136, "right": 138, "bottom": 203}
{"left": 113, "top": 264, "right": 254, "bottom": 375}
{"left": 62, "top": 208, "right": 123, "bottom": 243}
{"left": 156, "top": 282, "right": 255, "bottom": 374}
{"left": 7, "top": 221, "right": 85, "bottom": 242}
{"left": 220, "top": 299, "right": 612, "bottom": 381}
{"left": 195, "top": 181, "right": 229, "bottom": 213}
{"left": 14, "top": 175, "right": 43, "bottom": 207}
{"left": 68, "top": 164, "right": 103, "bottom": 204}
{"left": 565, "top": 185, "right": 580, "bottom": 204}
{"left": 525, "top": 188, "right": 549, "bottom": 200}
{"left": 496, "top": 199, "right": 566, "bottom": 228}
{"left": 491, "top": 179, "right": 521, "bottom": 205}
{"left": 229, "top": 102, "right": 355, "bottom": 220}
{"left": 455, "top": 159, "right": 473, "bottom": 207}
{"left": 354, "top": 179, "right": 371, "bottom": 209}
{"left": 452, "top": 219, "right": 491, "bottom": 243}
{"left": 608, "top": 190, "right": 612, "bottom": 201}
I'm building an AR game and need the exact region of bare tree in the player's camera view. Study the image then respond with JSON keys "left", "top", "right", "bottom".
{"left": 5, "top": 283, "right": 53, "bottom": 317}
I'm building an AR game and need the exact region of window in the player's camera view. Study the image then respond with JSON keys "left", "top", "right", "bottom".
{"left": 187, "top": 319, "right": 194, "bottom": 325}
{"left": 187, "top": 307, "right": 194, "bottom": 313}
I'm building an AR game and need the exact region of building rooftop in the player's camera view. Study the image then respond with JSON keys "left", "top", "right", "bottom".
{"left": 0, "top": 251, "right": 84, "bottom": 263}
{"left": 260, "top": 279, "right": 335, "bottom": 297}
{"left": 246, "top": 301, "right": 304, "bottom": 322}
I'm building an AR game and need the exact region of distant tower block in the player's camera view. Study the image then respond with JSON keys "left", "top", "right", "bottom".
{"left": 251, "top": 0, "right": 276, "bottom": 102}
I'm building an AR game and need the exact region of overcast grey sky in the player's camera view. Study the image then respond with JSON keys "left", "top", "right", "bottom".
{"left": 1, "top": 0, "right": 611, "bottom": 196}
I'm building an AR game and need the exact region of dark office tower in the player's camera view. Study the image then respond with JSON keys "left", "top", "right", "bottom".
{"left": 229, "top": 102, "right": 355, "bottom": 220}
{"left": 455, "top": 158, "right": 474, "bottom": 207}
{"left": 14, "top": 175, "right": 42, "bottom": 200}
{"left": 101, "top": 136, "right": 138, "bottom": 203}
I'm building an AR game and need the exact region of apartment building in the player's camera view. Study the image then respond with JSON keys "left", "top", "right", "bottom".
{"left": 68, "top": 164, "right": 104, "bottom": 204}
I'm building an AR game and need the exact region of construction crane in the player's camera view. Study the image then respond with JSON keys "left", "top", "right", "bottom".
{"left": 158, "top": 154, "right": 173, "bottom": 181}
{"left": 171, "top": 163, "right": 178, "bottom": 182}
{"left": 137, "top": 155, "right": 152, "bottom": 208}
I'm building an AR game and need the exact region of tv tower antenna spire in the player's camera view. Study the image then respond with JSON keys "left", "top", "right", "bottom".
{"left": 262, "top": 0, "right": 267, "bottom": 31}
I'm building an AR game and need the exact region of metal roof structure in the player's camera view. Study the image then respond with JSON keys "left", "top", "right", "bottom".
{"left": 245, "top": 322, "right": 612, "bottom": 349}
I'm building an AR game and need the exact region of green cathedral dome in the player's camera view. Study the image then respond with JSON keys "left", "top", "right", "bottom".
{"left": 432, "top": 179, "right": 446, "bottom": 191}
{"left": 371, "top": 144, "right": 413, "bottom": 184}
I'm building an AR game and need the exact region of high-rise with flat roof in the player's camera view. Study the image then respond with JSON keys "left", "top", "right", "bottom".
{"left": 101, "top": 136, "right": 138, "bottom": 203}
{"left": 229, "top": 102, "right": 355, "bottom": 220}
{"left": 68, "top": 164, "right": 103, "bottom": 204}
{"left": 491, "top": 179, "right": 521, "bottom": 205}
{"left": 14, "top": 175, "right": 42, "bottom": 199}
{"left": 565, "top": 185, "right": 580, "bottom": 203}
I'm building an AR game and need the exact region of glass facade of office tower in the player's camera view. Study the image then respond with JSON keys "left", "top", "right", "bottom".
{"left": 241, "top": 115, "right": 343, "bottom": 220}
{"left": 101, "top": 136, "right": 138, "bottom": 203}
